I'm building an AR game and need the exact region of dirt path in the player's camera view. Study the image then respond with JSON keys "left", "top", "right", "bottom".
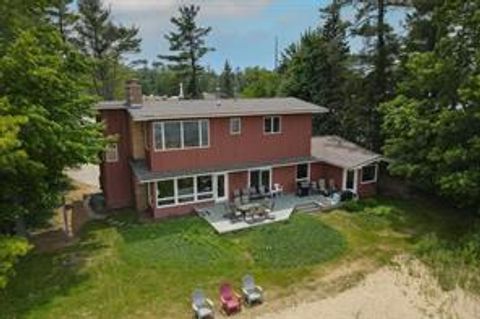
{"left": 244, "top": 256, "right": 480, "bottom": 319}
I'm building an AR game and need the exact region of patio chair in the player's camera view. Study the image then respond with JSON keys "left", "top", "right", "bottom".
{"left": 241, "top": 275, "right": 263, "bottom": 306}
{"left": 310, "top": 181, "right": 319, "bottom": 194}
{"left": 272, "top": 183, "right": 283, "bottom": 197}
{"left": 192, "top": 289, "right": 215, "bottom": 319}
{"left": 249, "top": 187, "right": 261, "bottom": 200}
{"left": 241, "top": 188, "right": 250, "bottom": 204}
{"left": 318, "top": 179, "right": 328, "bottom": 195}
{"left": 263, "top": 198, "right": 276, "bottom": 220}
{"left": 233, "top": 189, "right": 241, "bottom": 198}
{"left": 328, "top": 178, "right": 337, "bottom": 193}
{"left": 234, "top": 196, "right": 242, "bottom": 208}
{"left": 261, "top": 185, "right": 272, "bottom": 198}
{"left": 224, "top": 202, "right": 243, "bottom": 223}
{"left": 219, "top": 283, "right": 241, "bottom": 315}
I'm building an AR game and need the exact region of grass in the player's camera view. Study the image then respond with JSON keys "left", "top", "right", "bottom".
{"left": 1, "top": 196, "right": 478, "bottom": 318}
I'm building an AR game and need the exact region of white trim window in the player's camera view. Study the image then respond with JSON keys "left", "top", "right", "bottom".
{"left": 156, "top": 179, "right": 175, "bottom": 206}
{"left": 105, "top": 143, "right": 119, "bottom": 162}
{"left": 154, "top": 119, "right": 209, "bottom": 151}
{"left": 296, "top": 163, "right": 310, "bottom": 181}
{"left": 197, "top": 175, "right": 214, "bottom": 200}
{"left": 229, "top": 117, "right": 241, "bottom": 135}
{"left": 263, "top": 116, "right": 281, "bottom": 134}
{"left": 156, "top": 173, "right": 216, "bottom": 208}
{"left": 361, "top": 164, "right": 378, "bottom": 184}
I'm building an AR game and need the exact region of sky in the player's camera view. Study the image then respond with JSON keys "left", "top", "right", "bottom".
{"left": 104, "top": 0, "right": 408, "bottom": 72}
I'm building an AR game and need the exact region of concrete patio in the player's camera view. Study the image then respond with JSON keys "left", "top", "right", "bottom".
{"left": 196, "top": 193, "right": 339, "bottom": 234}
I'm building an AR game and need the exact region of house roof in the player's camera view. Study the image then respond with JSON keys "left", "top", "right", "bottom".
{"left": 97, "top": 97, "right": 327, "bottom": 121}
{"left": 131, "top": 155, "right": 317, "bottom": 183}
{"left": 311, "top": 135, "right": 382, "bottom": 169}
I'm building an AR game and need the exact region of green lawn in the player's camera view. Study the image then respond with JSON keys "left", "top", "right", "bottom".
{"left": 1, "top": 196, "right": 478, "bottom": 318}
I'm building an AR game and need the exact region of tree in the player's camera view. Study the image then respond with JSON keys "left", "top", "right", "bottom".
{"left": 219, "top": 60, "right": 235, "bottom": 98}
{"left": 279, "top": 0, "right": 351, "bottom": 136}
{"left": 0, "top": 29, "right": 106, "bottom": 230}
{"left": 350, "top": 0, "right": 409, "bottom": 150}
{"left": 381, "top": 0, "right": 480, "bottom": 209}
{"left": 46, "top": 0, "right": 77, "bottom": 42}
{"left": 75, "top": 0, "right": 141, "bottom": 100}
{"left": 240, "top": 67, "right": 280, "bottom": 98}
{"left": 159, "top": 5, "right": 214, "bottom": 99}
{"left": 0, "top": 235, "right": 31, "bottom": 289}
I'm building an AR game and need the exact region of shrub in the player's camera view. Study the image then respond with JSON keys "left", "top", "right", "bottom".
{"left": 0, "top": 236, "right": 31, "bottom": 289}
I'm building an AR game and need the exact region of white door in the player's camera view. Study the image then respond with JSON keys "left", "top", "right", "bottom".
{"left": 214, "top": 173, "right": 228, "bottom": 202}
{"left": 343, "top": 169, "right": 358, "bottom": 193}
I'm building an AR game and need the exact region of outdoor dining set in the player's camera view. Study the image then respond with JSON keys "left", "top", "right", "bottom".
{"left": 223, "top": 184, "right": 283, "bottom": 224}
{"left": 192, "top": 274, "right": 264, "bottom": 318}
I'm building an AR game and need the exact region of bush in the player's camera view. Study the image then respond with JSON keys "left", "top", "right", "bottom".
{"left": 0, "top": 236, "right": 31, "bottom": 289}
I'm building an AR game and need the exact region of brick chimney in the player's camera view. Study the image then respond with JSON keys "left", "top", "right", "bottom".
{"left": 125, "top": 79, "right": 143, "bottom": 107}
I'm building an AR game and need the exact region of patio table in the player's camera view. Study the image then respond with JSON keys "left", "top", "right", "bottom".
{"left": 237, "top": 203, "right": 264, "bottom": 220}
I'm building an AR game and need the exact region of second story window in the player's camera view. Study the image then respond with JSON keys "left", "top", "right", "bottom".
{"left": 154, "top": 119, "right": 209, "bottom": 151}
{"left": 264, "top": 116, "right": 281, "bottom": 134}
{"left": 229, "top": 117, "right": 241, "bottom": 135}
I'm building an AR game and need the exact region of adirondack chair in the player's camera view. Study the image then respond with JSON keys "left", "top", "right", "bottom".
{"left": 192, "top": 289, "right": 214, "bottom": 319}
{"left": 219, "top": 283, "right": 241, "bottom": 315}
{"left": 241, "top": 275, "right": 263, "bottom": 306}
{"left": 318, "top": 178, "right": 328, "bottom": 195}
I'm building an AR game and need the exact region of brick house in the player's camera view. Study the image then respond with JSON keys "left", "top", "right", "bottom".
{"left": 97, "top": 80, "right": 382, "bottom": 218}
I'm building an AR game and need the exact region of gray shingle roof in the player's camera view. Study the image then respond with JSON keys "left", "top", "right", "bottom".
{"left": 98, "top": 97, "right": 327, "bottom": 121}
{"left": 131, "top": 156, "right": 316, "bottom": 183}
{"left": 311, "top": 136, "right": 382, "bottom": 168}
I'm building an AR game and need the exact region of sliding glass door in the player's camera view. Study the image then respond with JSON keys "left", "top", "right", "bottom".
{"left": 214, "top": 173, "right": 228, "bottom": 202}
{"left": 249, "top": 168, "right": 271, "bottom": 190}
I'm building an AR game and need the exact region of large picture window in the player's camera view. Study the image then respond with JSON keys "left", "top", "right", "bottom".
{"left": 156, "top": 173, "right": 217, "bottom": 207}
{"left": 264, "top": 116, "right": 281, "bottom": 134}
{"left": 154, "top": 119, "right": 209, "bottom": 151}
{"left": 361, "top": 164, "right": 377, "bottom": 183}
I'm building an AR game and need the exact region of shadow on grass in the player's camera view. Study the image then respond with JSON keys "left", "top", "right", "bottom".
{"left": 0, "top": 224, "right": 109, "bottom": 319}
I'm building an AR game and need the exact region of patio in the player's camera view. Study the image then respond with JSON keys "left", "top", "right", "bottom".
{"left": 196, "top": 193, "right": 339, "bottom": 234}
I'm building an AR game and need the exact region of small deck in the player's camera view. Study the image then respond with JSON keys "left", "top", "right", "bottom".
{"left": 196, "top": 194, "right": 338, "bottom": 234}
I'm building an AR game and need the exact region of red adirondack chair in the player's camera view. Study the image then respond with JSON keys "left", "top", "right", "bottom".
{"left": 219, "top": 283, "right": 241, "bottom": 315}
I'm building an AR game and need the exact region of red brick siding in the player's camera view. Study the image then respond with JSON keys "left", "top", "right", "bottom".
{"left": 148, "top": 115, "right": 312, "bottom": 172}
{"left": 99, "top": 109, "right": 133, "bottom": 209}
{"left": 357, "top": 168, "right": 378, "bottom": 197}
{"left": 272, "top": 166, "right": 296, "bottom": 193}
{"left": 310, "top": 162, "right": 343, "bottom": 190}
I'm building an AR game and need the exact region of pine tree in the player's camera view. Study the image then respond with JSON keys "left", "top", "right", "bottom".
{"left": 280, "top": 1, "right": 351, "bottom": 136}
{"left": 158, "top": 5, "right": 214, "bottom": 99}
{"left": 75, "top": 0, "right": 141, "bottom": 100}
{"left": 350, "top": 0, "right": 411, "bottom": 150}
{"left": 46, "top": 0, "right": 77, "bottom": 42}
{"left": 220, "top": 60, "right": 235, "bottom": 98}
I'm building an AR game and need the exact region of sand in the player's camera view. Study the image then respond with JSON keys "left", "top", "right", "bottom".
{"left": 245, "top": 257, "right": 480, "bottom": 319}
